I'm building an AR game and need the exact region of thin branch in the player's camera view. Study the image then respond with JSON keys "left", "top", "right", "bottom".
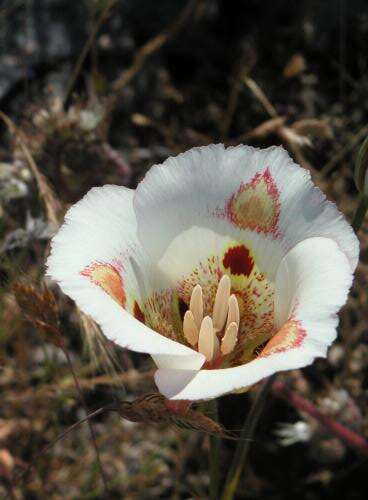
{"left": 207, "top": 399, "right": 221, "bottom": 500}
{"left": 221, "top": 377, "right": 274, "bottom": 500}
{"left": 63, "top": 0, "right": 117, "bottom": 105}
{"left": 101, "top": 0, "right": 198, "bottom": 131}
{"left": 272, "top": 380, "right": 368, "bottom": 457}
{"left": 320, "top": 124, "right": 368, "bottom": 177}
{"left": 242, "top": 76, "right": 278, "bottom": 118}
{"left": 60, "top": 344, "right": 110, "bottom": 494}
{"left": 240, "top": 78, "right": 316, "bottom": 173}
{"left": 0, "top": 111, "right": 63, "bottom": 228}
{"left": 352, "top": 194, "right": 368, "bottom": 232}
{"left": 12, "top": 406, "right": 116, "bottom": 494}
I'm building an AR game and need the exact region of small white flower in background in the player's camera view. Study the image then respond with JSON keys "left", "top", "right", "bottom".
{"left": 275, "top": 421, "right": 313, "bottom": 446}
{"left": 47, "top": 144, "right": 359, "bottom": 401}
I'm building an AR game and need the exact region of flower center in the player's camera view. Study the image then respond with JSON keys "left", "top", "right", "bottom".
{"left": 182, "top": 275, "right": 240, "bottom": 365}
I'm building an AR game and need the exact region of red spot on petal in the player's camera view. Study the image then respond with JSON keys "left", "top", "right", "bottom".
{"left": 223, "top": 245, "right": 254, "bottom": 277}
{"left": 133, "top": 301, "right": 145, "bottom": 324}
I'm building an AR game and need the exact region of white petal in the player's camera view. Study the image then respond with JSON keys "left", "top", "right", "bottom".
{"left": 154, "top": 236, "right": 354, "bottom": 401}
{"left": 274, "top": 236, "right": 353, "bottom": 352}
{"left": 47, "top": 185, "right": 203, "bottom": 360}
{"left": 154, "top": 349, "right": 316, "bottom": 401}
{"left": 134, "top": 144, "right": 358, "bottom": 274}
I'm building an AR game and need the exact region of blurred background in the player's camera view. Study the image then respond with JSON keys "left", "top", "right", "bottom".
{"left": 1, "top": 0, "right": 368, "bottom": 498}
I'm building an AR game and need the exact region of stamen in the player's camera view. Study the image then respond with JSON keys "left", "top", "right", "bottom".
{"left": 212, "top": 274, "right": 231, "bottom": 331}
{"left": 226, "top": 294, "right": 240, "bottom": 330}
{"left": 198, "top": 316, "right": 219, "bottom": 362}
{"left": 190, "top": 284, "right": 204, "bottom": 330}
{"left": 221, "top": 322, "right": 238, "bottom": 355}
{"left": 183, "top": 310, "right": 199, "bottom": 346}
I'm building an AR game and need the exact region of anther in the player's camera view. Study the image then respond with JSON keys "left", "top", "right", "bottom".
{"left": 190, "top": 284, "right": 204, "bottom": 330}
{"left": 198, "top": 316, "right": 219, "bottom": 362}
{"left": 226, "top": 294, "right": 240, "bottom": 330}
{"left": 212, "top": 275, "right": 231, "bottom": 332}
{"left": 221, "top": 322, "right": 238, "bottom": 355}
{"left": 183, "top": 310, "right": 199, "bottom": 346}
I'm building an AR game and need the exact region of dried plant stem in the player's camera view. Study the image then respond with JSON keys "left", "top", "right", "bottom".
{"left": 102, "top": 0, "right": 197, "bottom": 126}
{"left": 59, "top": 344, "right": 110, "bottom": 494}
{"left": 207, "top": 399, "right": 221, "bottom": 500}
{"left": 320, "top": 124, "right": 368, "bottom": 176}
{"left": 221, "top": 377, "right": 274, "bottom": 500}
{"left": 272, "top": 380, "right": 368, "bottom": 456}
{"left": 352, "top": 194, "right": 368, "bottom": 233}
{"left": 12, "top": 406, "right": 115, "bottom": 493}
{"left": 63, "top": 0, "right": 117, "bottom": 104}
{"left": 241, "top": 77, "right": 315, "bottom": 173}
{"left": 0, "top": 110, "right": 63, "bottom": 228}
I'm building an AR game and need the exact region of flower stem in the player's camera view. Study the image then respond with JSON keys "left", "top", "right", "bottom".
{"left": 60, "top": 344, "right": 110, "bottom": 495}
{"left": 221, "top": 377, "right": 273, "bottom": 500}
{"left": 208, "top": 399, "right": 221, "bottom": 500}
{"left": 352, "top": 194, "right": 368, "bottom": 233}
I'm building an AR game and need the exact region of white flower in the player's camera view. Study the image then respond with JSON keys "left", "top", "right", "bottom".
{"left": 47, "top": 145, "right": 358, "bottom": 401}
{"left": 275, "top": 421, "right": 313, "bottom": 446}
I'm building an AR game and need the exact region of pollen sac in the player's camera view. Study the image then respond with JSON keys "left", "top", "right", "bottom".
{"left": 183, "top": 310, "right": 199, "bottom": 346}
{"left": 198, "top": 316, "right": 219, "bottom": 362}
{"left": 226, "top": 294, "right": 240, "bottom": 330}
{"left": 221, "top": 322, "right": 238, "bottom": 355}
{"left": 189, "top": 284, "right": 204, "bottom": 330}
{"left": 212, "top": 275, "right": 231, "bottom": 331}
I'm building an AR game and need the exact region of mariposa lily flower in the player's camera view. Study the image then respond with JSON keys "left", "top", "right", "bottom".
{"left": 47, "top": 145, "right": 358, "bottom": 401}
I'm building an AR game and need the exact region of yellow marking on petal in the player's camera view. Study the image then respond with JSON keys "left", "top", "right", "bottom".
{"left": 189, "top": 284, "right": 204, "bottom": 329}
{"left": 226, "top": 294, "right": 240, "bottom": 330}
{"left": 221, "top": 322, "right": 238, "bottom": 355}
{"left": 260, "top": 319, "right": 306, "bottom": 357}
{"left": 226, "top": 169, "right": 280, "bottom": 234}
{"left": 183, "top": 310, "right": 199, "bottom": 346}
{"left": 81, "top": 263, "right": 125, "bottom": 306}
{"left": 212, "top": 274, "right": 231, "bottom": 331}
{"left": 198, "top": 316, "right": 218, "bottom": 362}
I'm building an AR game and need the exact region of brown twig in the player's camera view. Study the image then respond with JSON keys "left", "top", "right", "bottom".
{"left": 100, "top": 0, "right": 197, "bottom": 135}
{"left": 242, "top": 76, "right": 278, "bottom": 118}
{"left": 221, "top": 377, "right": 275, "bottom": 500}
{"left": 11, "top": 406, "right": 116, "bottom": 496}
{"left": 0, "top": 111, "right": 63, "bottom": 228}
{"left": 12, "top": 285, "right": 110, "bottom": 494}
{"left": 59, "top": 345, "right": 110, "bottom": 494}
{"left": 63, "top": 0, "right": 117, "bottom": 105}
{"left": 320, "top": 124, "right": 368, "bottom": 177}
{"left": 240, "top": 77, "right": 316, "bottom": 173}
{"left": 272, "top": 380, "right": 368, "bottom": 457}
